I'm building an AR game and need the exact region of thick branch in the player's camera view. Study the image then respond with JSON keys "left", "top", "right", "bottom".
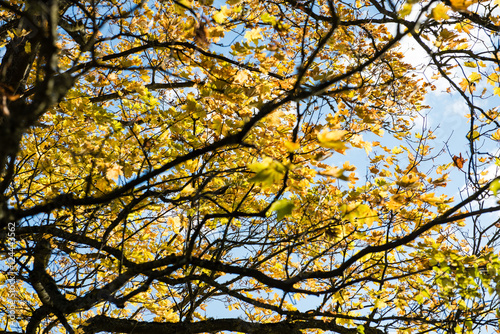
{"left": 80, "top": 315, "right": 385, "bottom": 334}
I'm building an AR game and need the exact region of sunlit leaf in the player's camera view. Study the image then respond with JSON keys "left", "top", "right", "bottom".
{"left": 431, "top": 3, "right": 450, "bottom": 20}
{"left": 269, "top": 199, "right": 294, "bottom": 220}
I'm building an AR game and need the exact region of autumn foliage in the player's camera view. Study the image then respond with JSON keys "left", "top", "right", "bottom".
{"left": 1, "top": 0, "right": 500, "bottom": 333}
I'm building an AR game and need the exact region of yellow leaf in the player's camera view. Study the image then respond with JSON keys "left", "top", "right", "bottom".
{"left": 318, "top": 166, "right": 349, "bottom": 180}
{"left": 374, "top": 298, "right": 387, "bottom": 309}
{"left": 340, "top": 203, "right": 378, "bottom": 225}
{"left": 431, "top": 174, "right": 449, "bottom": 186}
{"left": 212, "top": 114, "right": 223, "bottom": 135}
{"left": 469, "top": 72, "right": 481, "bottom": 82}
{"left": 459, "top": 78, "right": 476, "bottom": 93}
{"left": 396, "top": 173, "right": 420, "bottom": 188}
{"left": 455, "top": 22, "right": 474, "bottom": 34}
{"left": 431, "top": 3, "right": 450, "bottom": 20}
{"left": 450, "top": 0, "right": 473, "bottom": 11}
{"left": 234, "top": 70, "right": 249, "bottom": 84}
{"left": 213, "top": 6, "right": 230, "bottom": 24}
{"left": 244, "top": 28, "right": 262, "bottom": 42}
{"left": 284, "top": 141, "right": 300, "bottom": 152}
{"left": 248, "top": 158, "right": 286, "bottom": 185}
{"left": 318, "top": 129, "right": 347, "bottom": 142}
{"left": 343, "top": 161, "right": 356, "bottom": 171}
{"left": 363, "top": 141, "right": 373, "bottom": 155}
{"left": 420, "top": 192, "right": 446, "bottom": 205}
{"left": 105, "top": 164, "right": 123, "bottom": 180}
{"left": 317, "top": 130, "right": 349, "bottom": 153}
{"left": 387, "top": 197, "right": 403, "bottom": 210}
{"left": 488, "top": 73, "right": 499, "bottom": 85}
{"left": 399, "top": 3, "right": 413, "bottom": 17}
{"left": 492, "top": 129, "right": 500, "bottom": 141}
{"left": 173, "top": 0, "right": 193, "bottom": 14}
{"left": 163, "top": 309, "right": 178, "bottom": 321}
{"left": 392, "top": 146, "right": 403, "bottom": 154}
{"left": 181, "top": 184, "right": 195, "bottom": 195}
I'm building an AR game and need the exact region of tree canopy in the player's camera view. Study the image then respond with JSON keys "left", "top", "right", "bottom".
{"left": 1, "top": 0, "right": 500, "bottom": 333}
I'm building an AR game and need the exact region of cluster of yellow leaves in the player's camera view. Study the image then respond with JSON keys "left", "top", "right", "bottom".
{"left": 6, "top": 0, "right": 500, "bottom": 332}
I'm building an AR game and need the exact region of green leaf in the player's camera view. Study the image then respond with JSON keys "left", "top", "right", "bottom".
{"left": 465, "top": 319, "right": 473, "bottom": 331}
{"left": 261, "top": 13, "right": 277, "bottom": 24}
{"left": 269, "top": 199, "right": 294, "bottom": 221}
{"left": 490, "top": 179, "right": 500, "bottom": 196}
{"left": 249, "top": 169, "right": 275, "bottom": 184}
{"left": 248, "top": 158, "right": 286, "bottom": 185}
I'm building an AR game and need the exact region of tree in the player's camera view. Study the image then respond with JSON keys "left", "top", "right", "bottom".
{"left": 1, "top": 0, "right": 500, "bottom": 333}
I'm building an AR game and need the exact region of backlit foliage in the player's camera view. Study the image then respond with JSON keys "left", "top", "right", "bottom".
{"left": 1, "top": 0, "right": 500, "bottom": 333}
